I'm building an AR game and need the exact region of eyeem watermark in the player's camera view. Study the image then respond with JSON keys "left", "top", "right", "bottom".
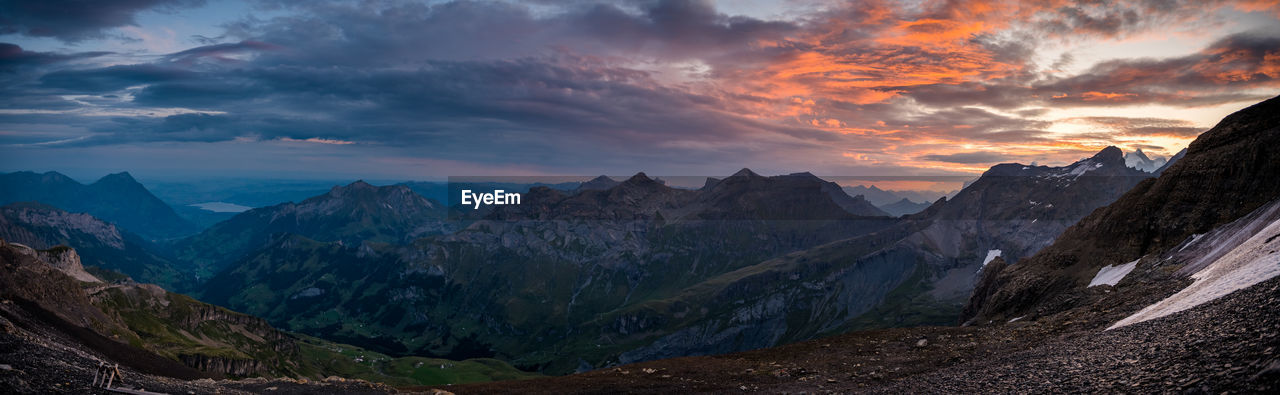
{"left": 460, "top": 189, "right": 521, "bottom": 209}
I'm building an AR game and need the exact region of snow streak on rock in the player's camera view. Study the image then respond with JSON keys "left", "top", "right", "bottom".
{"left": 1110, "top": 217, "right": 1280, "bottom": 329}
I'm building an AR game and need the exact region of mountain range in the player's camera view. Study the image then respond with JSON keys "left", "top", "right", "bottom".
{"left": 0, "top": 171, "right": 198, "bottom": 240}
{"left": 3, "top": 95, "right": 1278, "bottom": 393}
{"left": 0, "top": 202, "right": 187, "bottom": 289}
{"left": 171, "top": 151, "right": 1149, "bottom": 374}
{"left": 449, "top": 95, "right": 1280, "bottom": 394}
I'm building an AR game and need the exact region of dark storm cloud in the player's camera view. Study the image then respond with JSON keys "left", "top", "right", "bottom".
{"left": 163, "top": 40, "right": 282, "bottom": 64}
{"left": 0, "top": 43, "right": 110, "bottom": 72}
{"left": 39, "top": 64, "right": 192, "bottom": 92}
{"left": 52, "top": 52, "right": 854, "bottom": 169}
{"left": 7, "top": 0, "right": 833, "bottom": 167}
{"left": 566, "top": 0, "right": 798, "bottom": 58}
{"left": 0, "top": 0, "right": 205, "bottom": 42}
{"left": 219, "top": 0, "right": 796, "bottom": 68}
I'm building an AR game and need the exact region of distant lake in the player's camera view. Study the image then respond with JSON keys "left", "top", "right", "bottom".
{"left": 188, "top": 202, "right": 253, "bottom": 213}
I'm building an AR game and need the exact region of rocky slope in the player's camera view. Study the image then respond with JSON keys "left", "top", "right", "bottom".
{"left": 0, "top": 171, "right": 197, "bottom": 240}
{"left": 446, "top": 272, "right": 1280, "bottom": 394}
{"left": 965, "top": 94, "right": 1280, "bottom": 323}
{"left": 0, "top": 202, "right": 188, "bottom": 289}
{"left": 0, "top": 239, "right": 536, "bottom": 390}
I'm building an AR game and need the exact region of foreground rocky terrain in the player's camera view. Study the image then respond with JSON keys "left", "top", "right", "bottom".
{"left": 445, "top": 274, "right": 1278, "bottom": 394}
{"left": 0, "top": 239, "right": 535, "bottom": 391}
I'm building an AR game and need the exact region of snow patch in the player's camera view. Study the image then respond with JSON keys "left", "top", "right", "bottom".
{"left": 978, "top": 249, "right": 1002, "bottom": 273}
{"left": 1008, "top": 315, "right": 1025, "bottom": 323}
{"left": 1087, "top": 260, "right": 1138, "bottom": 287}
{"left": 1109, "top": 218, "right": 1280, "bottom": 329}
{"left": 982, "top": 250, "right": 1002, "bottom": 266}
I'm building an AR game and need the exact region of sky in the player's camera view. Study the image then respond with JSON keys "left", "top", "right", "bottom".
{"left": 1, "top": 0, "right": 1278, "bottom": 190}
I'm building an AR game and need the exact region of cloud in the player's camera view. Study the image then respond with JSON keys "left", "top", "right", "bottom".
{"left": 0, "top": 0, "right": 205, "bottom": 42}
{"left": 39, "top": 63, "right": 192, "bottom": 92}
{"left": 3, "top": 0, "right": 1279, "bottom": 179}
{"left": 0, "top": 43, "right": 111, "bottom": 72}
{"left": 1069, "top": 116, "right": 1206, "bottom": 138}
{"left": 163, "top": 40, "right": 282, "bottom": 65}
{"left": 917, "top": 151, "right": 1011, "bottom": 164}
{"left": 1039, "top": 32, "right": 1280, "bottom": 106}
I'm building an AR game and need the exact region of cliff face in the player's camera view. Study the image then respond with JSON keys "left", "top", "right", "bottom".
{"left": 179, "top": 354, "right": 272, "bottom": 377}
{"left": 88, "top": 283, "right": 303, "bottom": 377}
{"left": 36, "top": 246, "right": 100, "bottom": 283}
{"left": 0, "top": 240, "right": 120, "bottom": 332}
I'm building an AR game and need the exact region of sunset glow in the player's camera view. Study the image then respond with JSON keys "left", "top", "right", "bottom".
{"left": 2, "top": 0, "right": 1278, "bottom": 185}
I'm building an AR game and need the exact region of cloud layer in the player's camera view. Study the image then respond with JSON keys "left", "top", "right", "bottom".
{"left": 1, "top": 0, "right": 1278, "bottom": 180}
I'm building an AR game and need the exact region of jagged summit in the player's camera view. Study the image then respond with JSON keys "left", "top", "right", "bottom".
{"left": 1123, "top": 147, "right": 1168, "bottom": 172}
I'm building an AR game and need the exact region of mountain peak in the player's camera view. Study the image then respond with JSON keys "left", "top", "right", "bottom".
{"left": 625, "top": 172, "right": 653, "bottom": 183}
{"left": 578, "top": 175, "right": 621, "bottom": 191}
{"left": 330, "top": 180, "right": 375, "bottom": 193}
{"left": 36, "top": 171, "right": 76, "bottom": 183}
{"left": 730, "top": 168, "right": 759, "bottom": 178}
{"left": 1091, "top": 146, "right": 1123, "bottom": 162}
{"left": 94, "top": 171, "right": 139, "bottom": 185}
